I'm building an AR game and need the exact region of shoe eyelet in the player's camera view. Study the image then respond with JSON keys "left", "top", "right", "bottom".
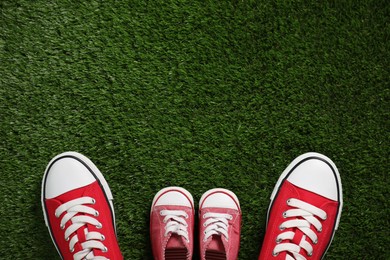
{"left": 91, "top": 198, "right": 96, "bottom": 204}
{"left": 282, "top": 212, "right": 287, "bottom": 218}
{"left": 60, "top": 224, "right": 65, "bottom": 230}
{"left": 286, "top": 198, "right": 291, "bottom": 205}
{"left": 65, "top": 237, "right": 70, "bottom": 242}
{"left": 96, "top": 223, "right": 103, "bottom": 229}
{"left": 272, "top": 251, "right": 279, "bottom": 256}
{"left": 203, "top": 214, "right": 206, "bottom": 219}
{"left": 70, "top": 247, "right": 75, "bottom": 253}
{"left": 279, "top": 225, "right": 285, "bottom": 231}
{"left": 203, "top": 223, "right": 207, "bottom": 227}
{"left": 185, "top": 213, "right": 189, "bottom": 219}
{"left": 94, "top": 211, "right": 99, "bottom": 217}
{"left": 101, "top": 235, "right": 105, "bottom": 241}
{"left": 318, "top": 227, "right": 322, "bottom": 233}
{"left": 160, "top": 211, "right": 164, "bottom": 216}
{"left": 308, "top": 251, "right": 313, "bottom": 257}
{"left": 102, "top": 246, "right": 108, "bottom": 252}
{"left": 313, "top": 239, "right": 318, "bottom": 244}
{"left": 276, "top": 238, "right": 282, "bottom": 244}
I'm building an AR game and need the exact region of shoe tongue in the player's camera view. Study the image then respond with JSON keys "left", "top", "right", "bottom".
{"left": 205, "top": 235, "right": 226, "bottom": 260}
{"left": 207, "top": 235, "right": 225, "bottom": 253}
{"left": 76, "top": 227, "right": 88, "bottom": 249}
{"left": 165, "top": 234, "right": 187, "bottom": 260}
{"left": 56, "top": 182, "right": 99, "bottom": 253}
{"left": 288, "top": 222, "right": 311, "bottom": 258}
{"left": 166, "top": 234, "right": 185, "bottom": 249}
{"left": 292, "top": 228, "right": 304, "bottom": 247}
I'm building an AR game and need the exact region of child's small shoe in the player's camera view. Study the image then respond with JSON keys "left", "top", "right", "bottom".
{"left": 150, "top": 187, "right": 195, "bottom": 260}
{"left": 199, "top": 188, "right": 242, "bottom": 260}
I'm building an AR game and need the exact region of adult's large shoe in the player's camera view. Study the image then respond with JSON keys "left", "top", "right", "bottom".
{"left": 258, "top": 152, "right": 343, "bottom": 260}
{"left": 42, "top": 152, "right": 123, "bottom": 260}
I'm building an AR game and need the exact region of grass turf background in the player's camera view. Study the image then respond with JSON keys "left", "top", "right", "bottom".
{"left": 0, "top": 0, "right": 389, "bottom": 259}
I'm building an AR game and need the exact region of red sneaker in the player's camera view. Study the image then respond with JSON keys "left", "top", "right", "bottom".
{"left": 41, "top": 152, "right": 123, "bottom": 260}
{"left": 199, "top": 188, "right": 242, "bottom": 260}
{"left": 150, "top": 187, "right": 195, "bottom": 260}
{"left": 258, "top": 152, "right": 343, "bottom": 260}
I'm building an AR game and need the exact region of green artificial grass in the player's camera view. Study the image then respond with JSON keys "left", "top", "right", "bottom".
{"left": 1, "top": 0, "right": 389, "bottom": 259}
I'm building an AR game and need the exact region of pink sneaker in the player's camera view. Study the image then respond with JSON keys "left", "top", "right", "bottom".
{"left": 41, "top": 152, "right": 123, "bottom": 260}
{"left": 199, "top": 188, "right": 242, "bottom": 260}
{"left": 150, "top": 187, "right": 195, "bottom": 260}
{"left": 258, "top": 152, "right": 343, "bottom": 260}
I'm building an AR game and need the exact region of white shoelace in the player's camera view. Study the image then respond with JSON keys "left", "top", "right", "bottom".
{"left": 202, "top": 212, "right": 233, "bottom": 241}
{"left": 273, "top": 198, "right": 327, "bottom": 260}
{"left": 160, "top": 210, "right": 190, "bottom": 242}
{"left": 55, "top": 196, "right": 109, "bottom": 260}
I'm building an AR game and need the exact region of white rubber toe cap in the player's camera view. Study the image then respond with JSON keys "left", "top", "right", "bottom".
{"left": 44, "top": 153, "right": 96, "bottom": 199}
{"left": 152, "top": 187, "right": 194, "bottom": 208}
{"left": 287, "top": 154, "right": 340, "bottom": 201}
{"left": 200, "top": 188, "right": 240, "bottom": 210}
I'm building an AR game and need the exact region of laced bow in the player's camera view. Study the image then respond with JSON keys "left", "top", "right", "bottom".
{"left": 160, "top": 210, "right": 190, "bottom": 242}
{"left": 273, "top": 198, "right": 327, "bottom": 260}
{"left": 202, "top": 212, "right": 233, "bottom": 241}
{"left": 55, "top": 196, "right": 109, "bottom": 260}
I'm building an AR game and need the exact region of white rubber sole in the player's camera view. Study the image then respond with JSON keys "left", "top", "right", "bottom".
{"left": 41, "top": 151, "right": 116, "bottom": 258}
{"left": 199, "top": 188, "right": 241, "bottom": 209}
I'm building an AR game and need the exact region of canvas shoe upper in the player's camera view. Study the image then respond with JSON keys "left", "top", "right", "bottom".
{"left": 41, "top": 152, "right": 123, "bottom": 260}
{"left": 199, "top": 188, "right": 242, "bottom": 260}
{"left": 150, "top": 187, "right": 195, "bottom": 260}
{"left": 258, "top": 152, "right": 343, "bottom": 260}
